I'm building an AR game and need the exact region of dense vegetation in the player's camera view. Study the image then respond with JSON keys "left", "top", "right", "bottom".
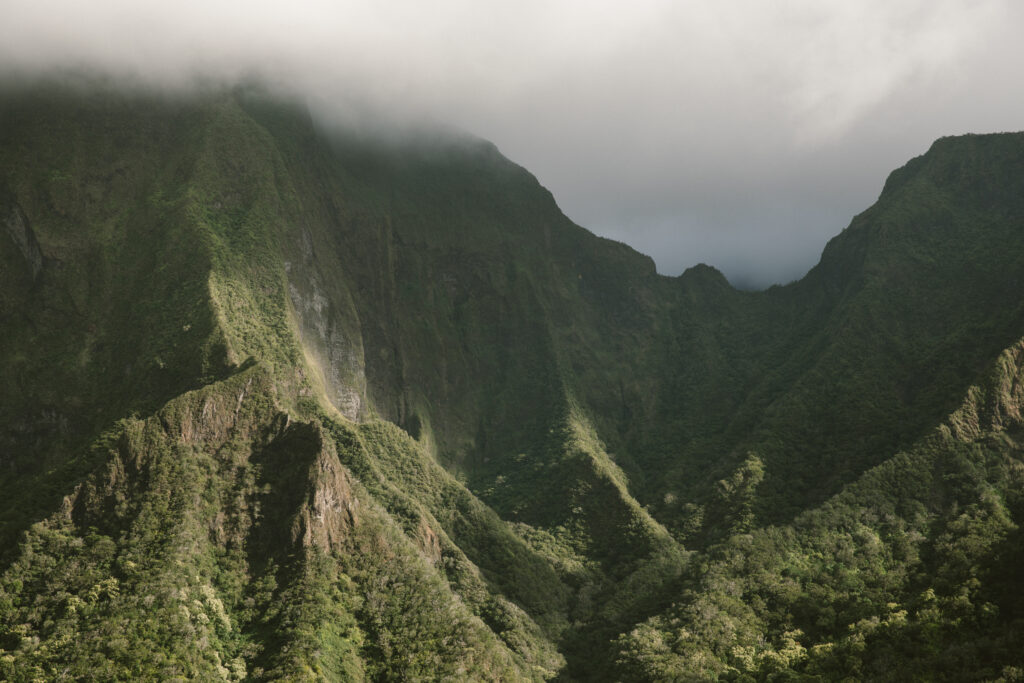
{"left": 1, "top": 81, "right": 1023, "bottom": 680}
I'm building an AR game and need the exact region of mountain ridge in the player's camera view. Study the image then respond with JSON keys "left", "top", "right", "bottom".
{"left": 2, "top": 83, "right": 1023, "bottom": 680}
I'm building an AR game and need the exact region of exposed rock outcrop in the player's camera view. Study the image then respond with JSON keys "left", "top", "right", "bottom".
{"left": 3, "top": 200, "right": 43, "bottom": 281}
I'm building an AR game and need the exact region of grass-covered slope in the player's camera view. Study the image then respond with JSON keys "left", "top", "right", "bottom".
{"left": 614, "top": 337, "right": 1024, "bottom": 681}
{"left": 2, "top": 82, "right": 1024, "bottom": 679}
{"left": 0, "top": 365, "right": 555, "bottom": 680}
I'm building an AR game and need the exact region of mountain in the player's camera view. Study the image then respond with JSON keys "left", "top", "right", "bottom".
{"left": 1, "top": 82, "right": 1022, "bottom": 681}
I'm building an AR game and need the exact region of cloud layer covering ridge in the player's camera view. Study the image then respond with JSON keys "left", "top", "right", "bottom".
{"left": 2, "top": 0, "right": 1023, "bottom": 287}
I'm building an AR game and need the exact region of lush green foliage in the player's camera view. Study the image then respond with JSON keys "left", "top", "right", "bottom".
{"left": 2, "top": 83, "right": 1024, "bottom": 679}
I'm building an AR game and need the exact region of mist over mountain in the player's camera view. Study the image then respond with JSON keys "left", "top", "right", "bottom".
{"left": 2, "top": 81, "right": 1024, "bottom": 680}
{"left": 4, "top": 2, "right": 1024, "bottom": 287}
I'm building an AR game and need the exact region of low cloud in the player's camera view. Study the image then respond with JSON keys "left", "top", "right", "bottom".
{"left": 2, "top": 1, "right": 1022, "bottom": 287}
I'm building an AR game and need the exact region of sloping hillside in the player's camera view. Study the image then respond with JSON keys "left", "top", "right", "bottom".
{"left": 2, "top": 83, "right": 1023, "bottom": 679}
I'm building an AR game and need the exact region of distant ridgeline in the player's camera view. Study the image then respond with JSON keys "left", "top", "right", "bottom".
{"left": 1, "top": 83, "right": 1023, "bottom": 680}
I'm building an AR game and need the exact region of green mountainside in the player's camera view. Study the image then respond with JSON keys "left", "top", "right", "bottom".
{"left": 1, "top": 83, "right": 1023, "bottom": 680}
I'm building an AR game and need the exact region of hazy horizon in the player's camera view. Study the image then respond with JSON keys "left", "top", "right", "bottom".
{"left": 3, "top": 1, "right": 1023, "bottom": 288}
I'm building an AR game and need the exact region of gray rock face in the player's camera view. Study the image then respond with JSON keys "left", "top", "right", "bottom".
{"left": 4, "top": 202, "right": 43, "bottom": 281}
{"left": 285, "top": 229, "right": 367, "bottom": 421}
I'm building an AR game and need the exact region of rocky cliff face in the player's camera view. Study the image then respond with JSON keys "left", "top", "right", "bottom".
{"left": 3, "top": 198, "right": 43, "bottom": 281}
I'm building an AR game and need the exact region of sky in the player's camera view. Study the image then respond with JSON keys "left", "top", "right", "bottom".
{"left": 2, "top": 1, "right": 1023, "bottom": 288}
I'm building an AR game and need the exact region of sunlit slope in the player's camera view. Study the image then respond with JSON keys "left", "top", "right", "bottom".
{"left": 615, "top": 336, "right": 1024, "bottom": 681}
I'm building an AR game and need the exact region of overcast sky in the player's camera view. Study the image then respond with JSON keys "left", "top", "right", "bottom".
{"left": 3, "top": 1, "right": 1023, "bottom": 287}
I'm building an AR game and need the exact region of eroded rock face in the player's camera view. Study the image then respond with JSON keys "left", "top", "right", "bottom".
{"left": 3, "top": 201, "right": 43, "bottom": 281}
{"left": 61, "top": 365, "right": 363, "bottom": 559}
{"left": 947, "top": 339, "right": 1024, "bottom": 442}
{"left": 285, "top": 230, "right": 367, "bottom": 421}
{"left": 416, "top": 516, "right": 442, "bottom": 565}
{"left": 178, "top": 377, "right": 257, "bottom": 446}
{"left": 297, "top": 434, "right": 359, "bottom": 550}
